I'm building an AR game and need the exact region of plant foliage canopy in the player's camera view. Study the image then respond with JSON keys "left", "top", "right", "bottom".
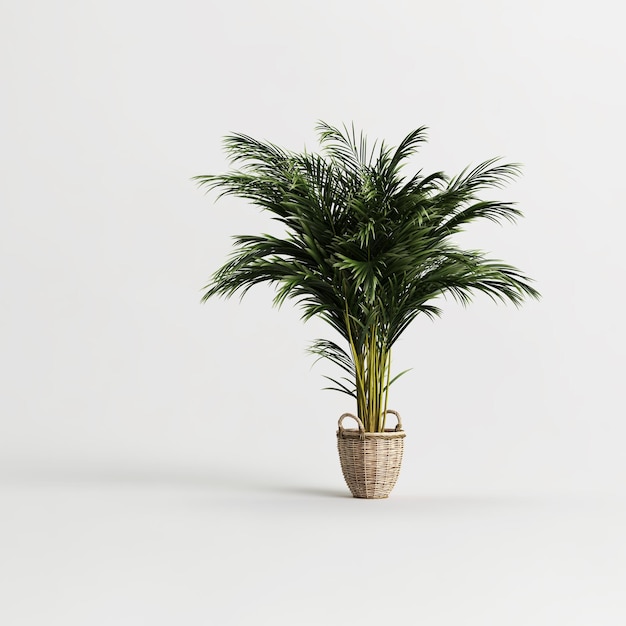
{"left": 195, "top": 122, "right": 539, "bottom": 432}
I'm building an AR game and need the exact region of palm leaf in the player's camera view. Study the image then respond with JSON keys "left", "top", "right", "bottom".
{"left": 197, "top": 123, "right": 540, "bottom": 431}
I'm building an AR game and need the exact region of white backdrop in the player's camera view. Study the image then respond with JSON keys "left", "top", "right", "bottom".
{"left": 2, "top": 1, "right": 625, "bottom": 624}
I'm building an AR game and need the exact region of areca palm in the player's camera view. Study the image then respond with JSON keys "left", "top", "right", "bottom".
{"left": 196, "top": 122, "right": 539, "bottom": 432}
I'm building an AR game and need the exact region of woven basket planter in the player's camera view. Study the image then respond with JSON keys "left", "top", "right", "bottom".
{"left": 337, "top": 410, "right": 406, "bottom": 499}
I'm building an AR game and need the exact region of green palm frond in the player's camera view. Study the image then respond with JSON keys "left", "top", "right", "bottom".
{"left": 197, "top": 123, "right": 540, "bottom": 431}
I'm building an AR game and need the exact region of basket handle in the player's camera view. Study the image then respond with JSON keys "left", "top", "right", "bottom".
{"left": 338, "top": 411, "right": 403, "bottom": 434}
{"left": 337, "top": 413, "right": 364, "bottom": 437}
{"left": 386, "top": 409, "right": 404, "bottom": 432}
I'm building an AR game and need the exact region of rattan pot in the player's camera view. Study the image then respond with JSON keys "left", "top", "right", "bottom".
{"left": 337, "top": 410, "right": 406, "bottom": 499}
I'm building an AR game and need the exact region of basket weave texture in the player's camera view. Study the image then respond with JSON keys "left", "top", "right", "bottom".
{"left": 337, "top": 411, "right": 406, "bottom": 499}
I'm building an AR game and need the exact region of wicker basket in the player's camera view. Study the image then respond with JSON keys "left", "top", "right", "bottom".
{"left": 337, "top": 410, "right": 406, "bottom": 499}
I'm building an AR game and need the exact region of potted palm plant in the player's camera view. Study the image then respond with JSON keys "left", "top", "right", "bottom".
{"left": 196, "top": 122, "right": 539, "bottom": 498}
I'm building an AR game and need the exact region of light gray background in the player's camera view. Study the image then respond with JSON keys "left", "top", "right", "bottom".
{"left": 1, "top": 0, "right": 625, "bottom": 624}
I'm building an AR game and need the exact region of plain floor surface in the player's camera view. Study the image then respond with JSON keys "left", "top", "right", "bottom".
{"left": 2, "top": 460, "right": 625, "bottom": 626}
